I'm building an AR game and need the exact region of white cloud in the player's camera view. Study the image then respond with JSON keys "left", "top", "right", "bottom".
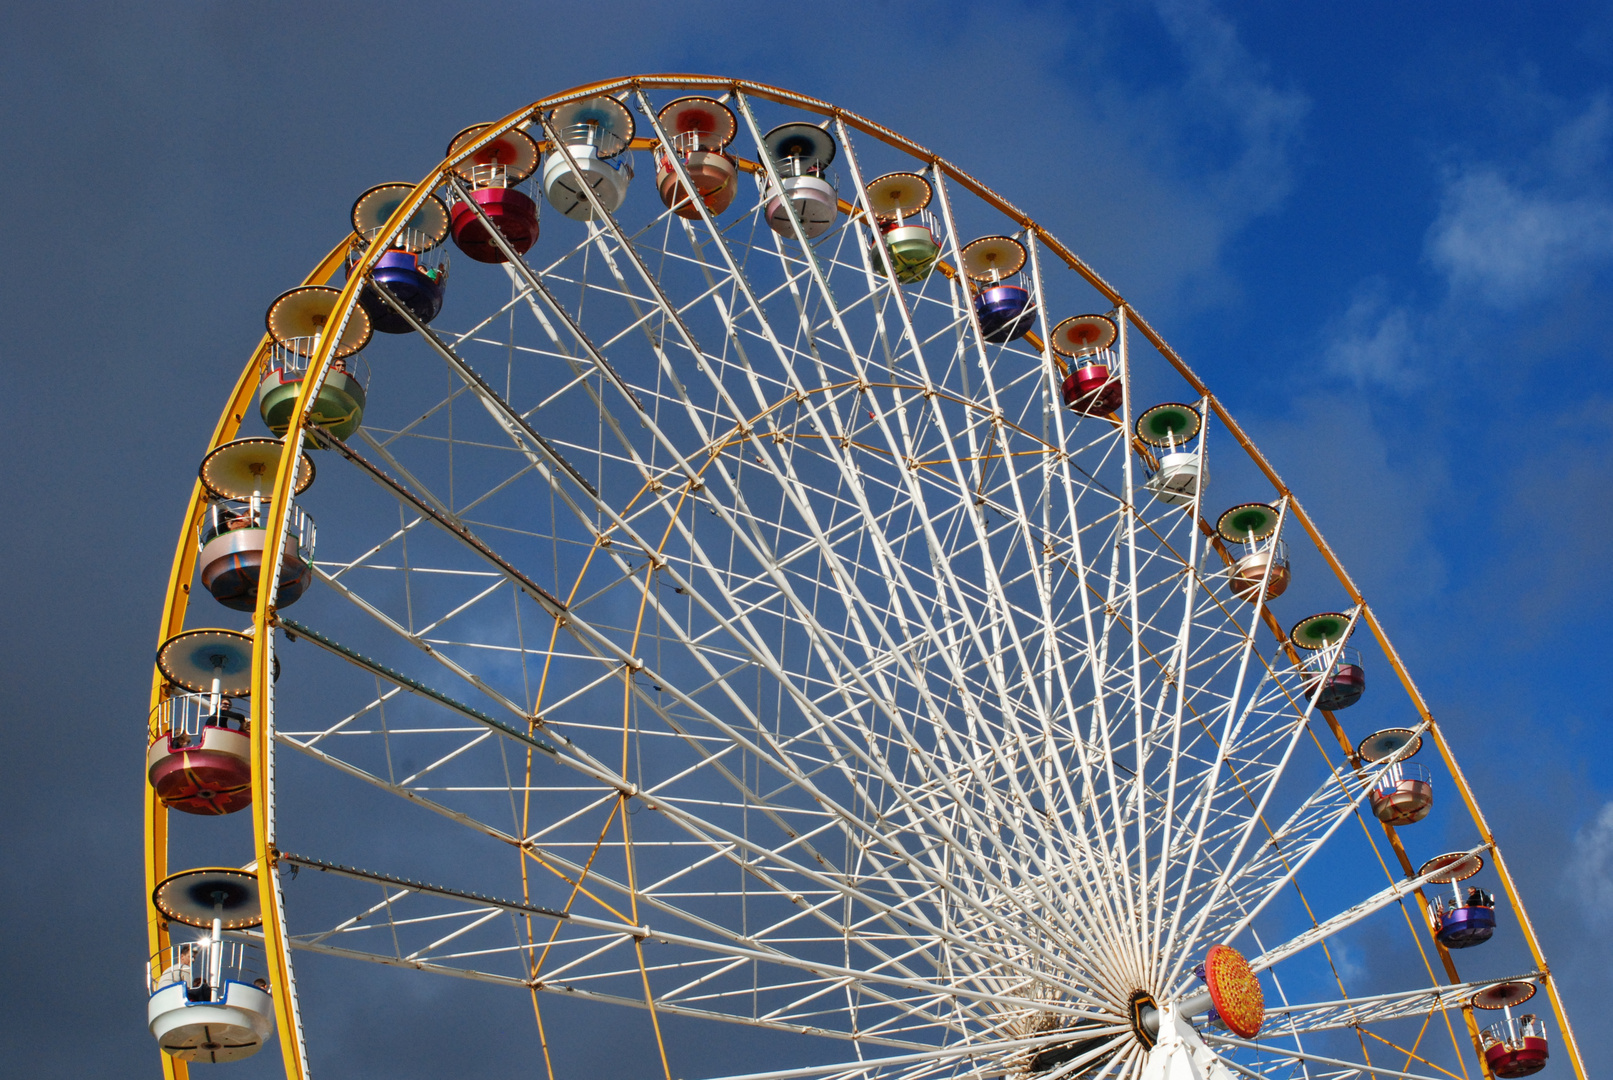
{"left": 1324, "top": 282, "right": 1417, "bottom": 388}
{"left": 1570, "top": 800, "right": 1613, "bottom": 928}
{"left": 1545, "top": 93, "right": 1612, "bottom": 180}
{"left": 1426, "top": 167, "right": 1613, "bottom": 307}
{"left": 1422, "top": 97, "right": 1613, "bottom": 308}
{"left": 1326, "top": 940, "right": 1365, "bottom": 985}
{"left": 1325, "top": 96, "right": 1613, "bottom": 387}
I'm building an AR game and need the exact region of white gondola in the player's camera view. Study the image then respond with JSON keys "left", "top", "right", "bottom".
{"left": 1135, "top": 402, "right": 1206, "bottom": 506}
{"left": 541, "top": 96, "right": 635, "bottom": 221}
{"left": 148, "top": 941, "right": 274, "bottom": 1062}
{"left": 148, "top": 868, "right": 274, "bottom": 1062}
{"left": 761, "top": 122, "right": 839, "bottom": 239}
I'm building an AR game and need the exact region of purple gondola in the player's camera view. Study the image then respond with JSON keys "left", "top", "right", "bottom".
{"left": 350, "top": 183, "right": 450, "bottom": 333}
{"left": 961, "top": 235, "right": 1037, "bottom": 343}
{"left": 1420, "top": 851, "right": 1496, "bottom": 949}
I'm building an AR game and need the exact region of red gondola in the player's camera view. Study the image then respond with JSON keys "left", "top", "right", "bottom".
{"left": 150, "top": 630, "right": 257, "bottom": 814}
{"left": 1472, "top": 982, "right": 1549, "bottom": 1077}
{"left": 1050, "top": 314, "right": 1122, "bottom": 416}
{"left": 446, "top": 123, "right": 541, "bottom": 263}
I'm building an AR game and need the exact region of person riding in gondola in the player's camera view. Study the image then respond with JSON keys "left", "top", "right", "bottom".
{"left": 157, "top": 944, "right": 197, "bottom": 991}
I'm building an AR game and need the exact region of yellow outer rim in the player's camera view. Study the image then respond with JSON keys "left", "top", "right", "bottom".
{"left": 151, "top": 74, "right": 1586, "bottom": 1080}
{"left": 145, "top": 238, "right": 348, "bottom": 1080}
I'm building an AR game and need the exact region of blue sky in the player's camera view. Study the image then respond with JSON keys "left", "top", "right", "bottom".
{"left": 4, "top": 1, "right": 1612, "bottom": 1076}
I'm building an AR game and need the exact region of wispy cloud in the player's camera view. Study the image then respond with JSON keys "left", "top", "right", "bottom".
{"left": 1324, "top": 281, "right": 1418, "bottom": 388}
{"left": 1544, "top": 92, "right": 1612, "bottom": 180}
{"left": 1251, "top": 392, "right": 1447, "bottom": 601}
{"left": 1571, "top": 800, "right": 1613, "bottom": 928}
{"left": 1321, "top": 95, "right": 1613, "bottom": 388}
{"left": 1426, "top": 167, "right": 1613, "bottom": 308}
{"left": 705, "top": 0, "right": 1306, "bottom": 314}
{"left": 1425, "top": 93, "right": 1613, "bottom": 310}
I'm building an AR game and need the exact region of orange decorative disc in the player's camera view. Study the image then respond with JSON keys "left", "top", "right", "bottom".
{"left": 1203, "top": 944, "right": 1264, "bottom": 1038}
{"left": 1049, "top": 314, "right": 1118, "bottom": 357}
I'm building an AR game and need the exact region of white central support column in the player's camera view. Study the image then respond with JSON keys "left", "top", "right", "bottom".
{"left": 1140, "top": 1007, "right": 1237, "bottom": 1080}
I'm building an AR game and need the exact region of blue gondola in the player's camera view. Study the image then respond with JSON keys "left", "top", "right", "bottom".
{"left": 350, "top": 182, "right": 451, "bottom": 333}
{"left": 961, "top": 236, "right": 1036, "bottom": 343}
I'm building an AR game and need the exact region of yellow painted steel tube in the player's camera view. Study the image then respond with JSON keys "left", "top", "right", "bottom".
{"left": 145, "top": 239, "right": 348, "bottom": 1080}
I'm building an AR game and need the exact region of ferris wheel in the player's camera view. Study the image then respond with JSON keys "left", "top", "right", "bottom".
{"left": 144, "top": 76, "right": 1585, "bottom": 1080}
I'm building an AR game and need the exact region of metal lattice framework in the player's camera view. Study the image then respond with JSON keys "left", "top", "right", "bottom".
{"left": 145, "top": 76, "right": 1585, "bottom": 1080}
